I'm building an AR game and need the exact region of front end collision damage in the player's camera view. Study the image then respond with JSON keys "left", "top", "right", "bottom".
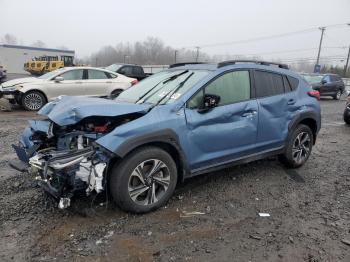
{"left": 12, "top": 96, "right": 150, "bottom": 209}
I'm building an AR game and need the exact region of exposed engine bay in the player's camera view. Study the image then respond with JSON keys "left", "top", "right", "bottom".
{"left": 12, "top": 112, "right": 143, "bottom": 209}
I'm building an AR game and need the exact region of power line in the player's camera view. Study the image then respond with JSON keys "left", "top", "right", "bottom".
{"left": 226, "top": 46, "right": 347, "bottom": 57}
{"left": 183, "top": 22, "right": 350, "bottom": 49}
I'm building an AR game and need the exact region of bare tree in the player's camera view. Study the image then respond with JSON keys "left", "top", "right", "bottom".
{"left": 2, "top": 34, "right": 18, "bottom": 45}
{"left": 32, "top": 40, "right": 46, "bottom": 48}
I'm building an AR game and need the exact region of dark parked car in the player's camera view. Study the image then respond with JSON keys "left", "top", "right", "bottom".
{"left": 0, "top": 66, "right": 7, "bottom": 83}
{"left": 302, "top": 73, "right": 345, "bottom": 100}
{"left": 11, "top": 60, "right": 321, "bottom": 213}
{"left": 344, "top": 92, "right": 350, "bottom": 124}
{"left": 105, "top": 64, "right": 150, "bottom": 81}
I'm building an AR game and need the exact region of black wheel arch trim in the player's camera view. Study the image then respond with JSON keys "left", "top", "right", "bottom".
{"left": 288, "top": 111, "right": 320, "bottom": 142}
{"left": 114, "top": 129, "right": 190, "bottom": 176}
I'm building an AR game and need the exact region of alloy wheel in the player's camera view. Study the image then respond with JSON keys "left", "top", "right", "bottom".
{"left": 128, "top": 159, "right": 171, "bottom": 206}
{"left": 23, "top": 93, "right": 43, "bottom": 110}
{"left": 292, "top": 132, "right": 311, "bottom": 164}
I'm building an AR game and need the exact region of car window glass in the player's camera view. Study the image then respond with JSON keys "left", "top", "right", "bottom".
{"left": 60, "top": 69, "right": 83, "bottom": 80}
{"left": 286, "top": 76, "right": 299, "bottom": 90}
{"left": 283, "top": 76, "right": 292, "bottom": 92}
{"left": 187, "top": 89, "right": 204, "bottom": 109}
{"left": 255, "top": 71, "right": 284, "bottom": 97}
{"left": 119, "top": 66, "right": 133, "bottom": 75}
{"left": 199, "top": 70, "right": 251, "bottom": 106}
{"left": 106, "top": 72, "right": 117, "bottom": 79}
{"left": 323, "top": 75, "right": 331, "bottom": 83}
{"left": 88, "top": 70, "right": 108, "bottom": 79}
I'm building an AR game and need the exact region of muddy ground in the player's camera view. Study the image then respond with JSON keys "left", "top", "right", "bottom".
{"left": 0, "top": 98, "right": 349, "bottom": 262}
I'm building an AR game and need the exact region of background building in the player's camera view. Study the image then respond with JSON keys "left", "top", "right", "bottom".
{"left": 0, "top": 44, "right": 75, "bottom": 74}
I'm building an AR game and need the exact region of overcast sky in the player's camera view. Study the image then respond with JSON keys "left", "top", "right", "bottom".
{"left": 1, "top": 0, "right": 350, "bottom": 63}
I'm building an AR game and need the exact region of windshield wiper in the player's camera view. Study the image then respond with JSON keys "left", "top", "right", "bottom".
{"left": 135, "top": 70, "right": 189, "bottom": 104}
{"left": 152, "top": 72, "right": 195, "bottom": 108}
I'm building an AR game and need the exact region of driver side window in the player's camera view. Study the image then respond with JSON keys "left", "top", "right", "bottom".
{"left": 59, "top": 69, "right": 83, "bottom": 80}
{"left": 187, "top": 70, "right": 251, "bottom": 109}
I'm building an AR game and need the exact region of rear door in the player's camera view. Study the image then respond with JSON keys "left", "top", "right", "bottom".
{"left": 253, "top": 70, "right": 299, "bottom": 151}
{"left": 184, "top": 70, "right": 258, "bottom": 170}
{"left": 44, "top": 69, "right": 84, "bottom": 100}
{"left": 84, "top": 69, "right": 112, "bottom": 97}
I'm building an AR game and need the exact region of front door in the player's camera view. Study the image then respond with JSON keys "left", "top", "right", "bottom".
{"left": 184, "top": 70, "right": 258, "bottom": 171}
{"left": 45, "top": 69, "right": 85, "bottom": 100}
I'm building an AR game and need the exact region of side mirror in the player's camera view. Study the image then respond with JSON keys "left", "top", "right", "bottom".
{"left": 321, "top": 79, "right": 327, "bottom": 85}
{"left": 54, "top": 76, "right": 64, "bottom": 82}
{"left": 198, "top": 94, "right": 220, "bottom": 113}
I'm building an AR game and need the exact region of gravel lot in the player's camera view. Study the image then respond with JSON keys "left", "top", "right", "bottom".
{"left": 0, "top": 97, "right": 349, "bottom": 262}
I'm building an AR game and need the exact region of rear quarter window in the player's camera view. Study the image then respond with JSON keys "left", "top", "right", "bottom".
{"left": 286, "top": 76, "right": 299, "bottom": 91}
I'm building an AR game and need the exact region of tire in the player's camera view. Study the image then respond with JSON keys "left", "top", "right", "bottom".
{"left": 110, "top": 89, "right": 123, "bottom": 99}
{"left": 333, "top": 90, "right": 341, "bottom": 100}
{"left": 21, "top": 91, "right": 47, "bottom": 111}
{"left": 344, "top": 108, "right": 350, "bottom": 125}
{"left": 280, "top": 124, "right": 313, "bottom": 168}
{"left": 109, "top": 146, "right": 178, "bottom": 213}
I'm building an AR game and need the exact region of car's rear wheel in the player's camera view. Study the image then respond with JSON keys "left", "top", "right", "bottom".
{"left": 21, "top": 91, "right": 46, "bottom": 111}
{"left": 109, "top": 147, "right": 178, "bottom": 213}
{"left": 334, "top": 90, "right": 342, "bottom": 100}
{"left": 280, "top": 124, "right": 313, "bottom": 168}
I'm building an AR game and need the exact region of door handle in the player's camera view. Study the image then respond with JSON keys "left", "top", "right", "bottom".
{"left": 75, "top": 81, "right": 82, "bottom": 84}
{"left": 287, "top": 99, "right": 296, "bottom": 105}
{"left": 242, "top": 110, "right": 257, "bottom": 117}
{"left": 106, "top": 81, "right": 112, "bottom": 83}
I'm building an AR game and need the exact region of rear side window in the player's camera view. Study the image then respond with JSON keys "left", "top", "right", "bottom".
{"left": 286, "top": 76, "right": 299, "bottom": 91}
{"left": 254, "top": 71, "right": 284, "bottom": 98}
{"left": 88, "top": 70, "right": 108, "bottom": 79}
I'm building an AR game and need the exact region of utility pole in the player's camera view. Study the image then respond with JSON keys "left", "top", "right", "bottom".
{"left": 195, "top": 46, "right": 200, "bottom": 62}
{"left": 344, "top": 45, "right": 350, "bottom": 77}
{"left": 174, "top": 50, "right": 178, "bottom": 63}
{"left": 316, "top": 27, "right": 326, "bottom": 66}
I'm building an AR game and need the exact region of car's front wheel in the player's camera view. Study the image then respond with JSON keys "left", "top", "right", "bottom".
{"left": 334, "top": 90, "right": 342, "bottom": 100}
{"left": 109, "top": 147, "right": 178, "bottom": 213}
{"left": 280, "top": 124, "right": 313, "bottom": 168}
{"left": 21, "top": 91, "right": 47, "bottom": 111}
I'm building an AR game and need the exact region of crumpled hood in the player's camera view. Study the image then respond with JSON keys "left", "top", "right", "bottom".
{"left": 1, "top": 77, "right": 42, "bottom": 88}
{"left": 38, "top": 96, "right": 151, "bottom": 126}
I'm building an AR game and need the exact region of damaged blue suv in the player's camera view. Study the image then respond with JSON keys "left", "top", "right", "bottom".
{"left": 11, "top": 60, "right": 321, "bottom": 213}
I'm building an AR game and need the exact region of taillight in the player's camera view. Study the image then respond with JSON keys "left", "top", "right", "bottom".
{"left": 308, "top": 90, "right": 320, "bottom": 100}
{"left": 131, "top": 79, "right": 138, "bottom": 86}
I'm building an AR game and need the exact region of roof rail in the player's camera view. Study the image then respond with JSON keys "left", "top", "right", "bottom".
{"left": 169, "top": 62, "right": 205, "bottom": 68}
{"left": 217, "top": 60, "right": 289, "bottom": 69}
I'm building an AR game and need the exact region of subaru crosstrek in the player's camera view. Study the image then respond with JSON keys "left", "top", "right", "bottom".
{"left": 10, "top": 60, "right": 321, "bottom": 213}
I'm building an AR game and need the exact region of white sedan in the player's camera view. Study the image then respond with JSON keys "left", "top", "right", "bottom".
{"left": 0, "top": 67, "right": 137, "bottom": 111}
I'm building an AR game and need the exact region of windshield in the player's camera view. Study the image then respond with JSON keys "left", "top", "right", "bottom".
{"left": 105, "top": 64, "right": 123, "bottom": 72}
{"left": 303, "top": 74, "right": 323, "bottom": 84}
{"left": 38, "top": 68, "right": 66, "bottom": 80}
{"left": 116, "top": 70, "right": 210, "bottom": 104}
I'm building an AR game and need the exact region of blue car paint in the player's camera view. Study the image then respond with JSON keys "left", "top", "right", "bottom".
{"left": 38, "top": 96, "right": 151, "bottom": 126}
{"left": 95, "top": 64, "right": 320, "bottom": 172}
{"left": 21, "top": 63, "right": 321, "bottom": 175}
